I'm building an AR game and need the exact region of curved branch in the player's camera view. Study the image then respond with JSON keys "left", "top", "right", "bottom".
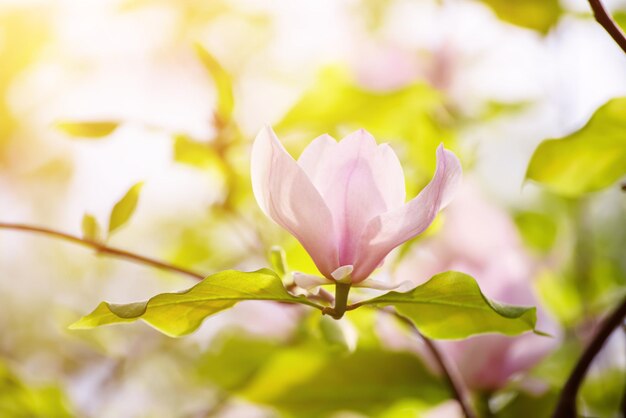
{"left": 552, "top": 296, "right": 626, "bottom": 417}
{"left": 390, "top": 311, "right": 477, "bottom": 418}
{"left": 588, "top": 0, "right": 626, "bottom": 54}
{"left": 0, "top": 222, "right": 205, "bottom": 281}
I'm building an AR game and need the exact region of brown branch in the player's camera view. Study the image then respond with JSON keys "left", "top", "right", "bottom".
{"left": 0, "top": 222, "right": 205, "bottom": 281}
{"left": 588, "top": 0, "right": 626, "bottom": 54}
{"left": 389, "top": 310, "right": 477, "bottom": 418}
{"left": 552, "top": 296, "right": 626, "bottom": 417}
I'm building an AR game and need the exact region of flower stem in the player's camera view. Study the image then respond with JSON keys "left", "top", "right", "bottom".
{"left": 331, "top": 282, "right": 351, "bottom": 319}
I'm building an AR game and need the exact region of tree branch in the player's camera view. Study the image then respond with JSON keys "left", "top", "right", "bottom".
{"left": 588, "top": 0, "right": 626, "bottom": 54}
{"left": 552, "top": 296, "right": 626, "bottom": 417}
{"left": 390, "top": 311, "right": 477, "bottom": 418}
{"left": 0, "top": 222, "right": 205, "bottom": 281}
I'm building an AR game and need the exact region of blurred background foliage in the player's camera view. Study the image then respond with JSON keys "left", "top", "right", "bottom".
{"left": 0, "top": 0, "right": 625, "bottom": 417}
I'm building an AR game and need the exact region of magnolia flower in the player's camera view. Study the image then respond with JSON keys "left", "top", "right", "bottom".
{"left": 251, "top": 127, "right": 461, "bottom": 287}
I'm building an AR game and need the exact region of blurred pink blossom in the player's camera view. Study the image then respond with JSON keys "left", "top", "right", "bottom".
{"left": 251, "top": 127, "right": 461, "bottom": 285}
{"left": 394, "top": 182, "right": 559, "bottom": 391}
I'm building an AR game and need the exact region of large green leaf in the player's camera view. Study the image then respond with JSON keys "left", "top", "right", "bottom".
{"left": 197, "top": 332, "right": 448, "bottom": 418}
{"left": 70, "top": 269, "right": 321, "bottom": 337}
{"left": 480, "top": 0, "right": 562, "bottom": 34}
{"left": 108, "top": 182, "right": 144, "bottom": 235}
{"left": 55, "top": 121, "right": 119, "bottom": 138}
{"left": 360, "top": 271, "right": 538, "bottom": 339}
{"left": 240, "top": 346, "right": 448, "bottom": 417}
{"left": 526, "top": 98, "right": 626, "bottom": 197}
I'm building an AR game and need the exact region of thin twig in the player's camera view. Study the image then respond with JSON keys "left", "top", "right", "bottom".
{"left": 588, "top": 0, "right": 626, "bottom": 54}
{"left": 388, "top": 310, "right": 476, "bottom": 418}
{"left": 0, "top": 222, "right": 205, "bottom": 281}
{"left": 552, "top": 296, "right": 626, "bottom": 417}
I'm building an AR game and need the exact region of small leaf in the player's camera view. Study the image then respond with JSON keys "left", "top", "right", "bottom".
{"left": 108, "top": 182, "right": 144, "bottom": 235}
{"left": 361, "top": 271, "right": 538, "bottom": 339}
{"left": 269, "top": 246, "right": 288, "bottom": 277}
{"left": 81, "top": 213, "right": 101, "bottom": 242}
{"left": 172, "top": 134, "right": 224, "bottom": 170}
{"left": 55, "top": 121, "right": 119, "bottom": 138}
{"left": 526, "top": 98, "right": 626, "bottom": 196}
{"left": 69, "top": 269, "right": 320, "bottom": 337}
{"left": 194, "top": 43, "right": 234, "bottom": 122}
{"left": 480, "top": 0, "right": 562, "bottom": 34}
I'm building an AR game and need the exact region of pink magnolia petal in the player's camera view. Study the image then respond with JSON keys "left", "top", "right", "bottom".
{"left": 251, "top": 126, "right": 340, "bottom": 278}
{"left": 302, "top": 129, "right": 406, "bottom": 265}
{"left": 351, "top": 144, "right": 462, "bottom": 282}
{"left": 297, "top": 133, "right": 337, "bottom": 184}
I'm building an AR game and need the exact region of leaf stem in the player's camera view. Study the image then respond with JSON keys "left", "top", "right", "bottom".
{"left": 389, "top": 310, "right": 476, "bottom": 418}
{"left": 0, "top": 222, "right": 205, "bottom": 281}
{"left": 552, "top": 295, "right": 626, "bottom": 417}
{"left": 588, "top": 0, "right": 626, "bottom": 54}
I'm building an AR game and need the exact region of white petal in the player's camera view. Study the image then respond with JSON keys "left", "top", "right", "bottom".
{"left": 293, "top": 272, "right": 332, "bottom": 290}
{"left": 330, "top": 265, "right": 354, "bottom": 282}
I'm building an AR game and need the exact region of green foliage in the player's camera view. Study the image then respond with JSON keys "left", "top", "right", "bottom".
{"left": 108, "top": 182, "right": 144, "bottom": 235}
{"left": 55, "top": 121, "right": 119, "bottom": 138}
{"left": 198, "top": 332, "right": 448, "bottom": 418}
{"left": 0, "top": 363, "right": 72, "bottom": 418}
{"left": 496, "top": 389, "right": 558, "bottom": 418}
{"left": 70, "top": 269, "right": 321, "bottom": 337}
{"left": 580, "top": 367, "right": 626, "bottom": 417}
{"left": 480, "top": 0, "right": 562, "bottom": 34}
{"left": 269, "top": 246, "right": 288, "bottom": 277}
{"left": 526, "top": 98, "right": 626, "bottom": 197}
{"left": 514, "top": 211, "right": 558, "bottom": 252}
{"left": 194, "top": 43, "right": 234, "bottom": 122}
{"left": 361, "top": 271, "right": 538, "bottom": 339}
{"left": 275, "top": 67, "right": 455, "bottom": 188}
{"left": 81, "top": 213, "right": 101, "bottom": 242}
{"left": 173, "top": 134, "right": 223, "bottom": 170}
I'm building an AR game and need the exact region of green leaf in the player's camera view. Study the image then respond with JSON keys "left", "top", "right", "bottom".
{"left": 360, "top": 271, "right": 538, "bottom": 339}
{"left": 81, "top": 213, "right": 101, "bottom": 242}
{"left": 615, "top": 11, "right": 626, "bottom": 32}
{"left": 0, "top": 362, "right": 73, "bottom": 418}
{"left": 269, "top": 246, "right": 288, "bottom": 277}
{"left": 194, "top": 43, "right": 234, "bottom": 122}
{"left": 514, "top": 211, "right": 558, "bottom": 252}
{"left": 275, "top": 67, "right": 455, "bottom": 189}
{"left": 526, "top": 98, "right": 626, "bottom": 196}
{"left": 172, "top": 134, "right": 223, "bottom": 170}
{"left": 108, "top": 182, "right": 144, "bottom": 235}
{"left": 240, "top": 347, "right": 449, "bottom": 417}
{"left": 55, "top": 121, "right": 119, "bottom": 138}
{"left": 480, "top": 0, "right": 562, "bottom": 34}
{"left": 69, "top": 269, "right": 321, "bottom": 337}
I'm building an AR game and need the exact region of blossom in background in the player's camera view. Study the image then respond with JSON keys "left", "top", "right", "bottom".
{"left": 251, "top": 126, "right": 461, "bottom": 287}
{"left": 394, "top": 182, "right": 559, "bottom": 391}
